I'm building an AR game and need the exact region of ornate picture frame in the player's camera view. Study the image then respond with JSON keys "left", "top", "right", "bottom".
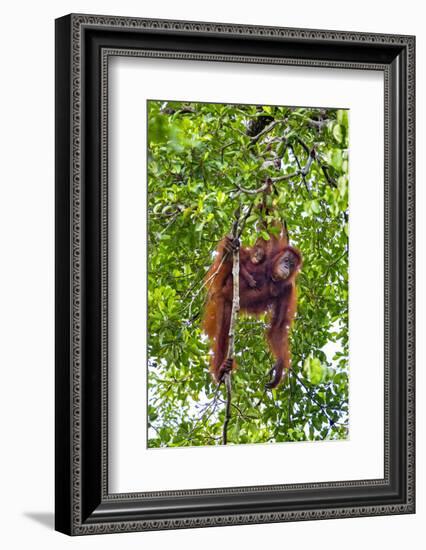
{"left": 55, "top": 14, "right": 415, "bottom": 535}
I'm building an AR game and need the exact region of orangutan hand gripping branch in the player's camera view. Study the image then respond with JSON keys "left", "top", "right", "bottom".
{"left": 203, "top": 223, "right": 302, "bottom": 389}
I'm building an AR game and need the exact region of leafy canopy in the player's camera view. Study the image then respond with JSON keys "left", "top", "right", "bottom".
{"left": 147, "top": 101, "right": 349, "bottom": 447}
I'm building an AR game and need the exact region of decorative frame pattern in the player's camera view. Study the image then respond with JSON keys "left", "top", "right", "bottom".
{"left": 55, "top": 14, "right": 415, "bottom": 536}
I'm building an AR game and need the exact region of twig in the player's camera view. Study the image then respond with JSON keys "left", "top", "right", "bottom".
{"left": 234, "top": 180, "right": 272, "bottom": 195}
{"left": 289, "top": 144, "right": 312, "bottom": 197}
{"left": 321, "top": 248, "right": 348, "bottom": 280}
{"left": 179, "top": 247, "right": 229, "bottom": 316}
{"left": 308, "top": 118, "right": 329, "bottom": 130}
{"left": 320, "top": 164, "right": 338, "bottom": 189}
{"left": 296, "top": 137, "right": 310, "bottom": 156}
{"left": 237, "top": 204, "right": 254, "bottom": 238}
{"left": 222, "top": 374, "right": 232, "bottom": 445}
{"left": 250, "top": 119, "right": 286, "bottom": 145}
{"left": 234, "top": 146, "right": 316, "bottom": 196}
{"left": 183, "top": 385, "right": 222, "bottom": 441}
{"left": 290, "top": 145, "right": 311, "bottom": 196}
{"left": 221, "top": 141, "right": 237, "bottom": 163}
{"left": 204, "top": 255, "right": 228, "bottom": 291}
{"left": 293, "top": 371, "right": 340, "bottom": 428}
{"left": 230, "top": 401, "right": 258, "bottom": 421}
{"left": 270, "top": 171, "right": 302, "bottom": 184}
{"left": 253, "top": 388, "right": 267, "bottom": 408}
{"left": 235, "top": 172, "right": 299, "bottom": 195}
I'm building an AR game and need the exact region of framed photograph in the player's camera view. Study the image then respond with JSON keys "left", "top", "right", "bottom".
{"left": 55, "top": 14, "right": 415, "bottom": 535}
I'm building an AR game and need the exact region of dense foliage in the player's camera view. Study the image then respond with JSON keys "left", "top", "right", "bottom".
{"left": 147, "top": 101, "right": 349, "bottom": 447}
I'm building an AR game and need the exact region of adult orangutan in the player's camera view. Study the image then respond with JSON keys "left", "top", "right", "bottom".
{"left": 203, "top": 223, "right": 302, "bottom": 389}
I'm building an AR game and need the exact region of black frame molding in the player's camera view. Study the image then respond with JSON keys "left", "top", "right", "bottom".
{"left": 55, "top": 14, "right": 415, "bottom": 535}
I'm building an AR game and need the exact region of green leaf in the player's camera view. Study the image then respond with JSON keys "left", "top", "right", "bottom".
{"left": 337, "top": 109, "right": 349, "bottom": 129}
{"left": 310, "top": 200, "right": 320, "bottom": 214}
{"left": 332, "top": 123, "right": 343, "bottom": 143}
{"left": 330, "top": 150, "right": 343, "bottom": 171}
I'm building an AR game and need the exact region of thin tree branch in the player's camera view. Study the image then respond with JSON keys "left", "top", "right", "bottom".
{"left": 295, "top": 137, "right": 310, "bottom": 155}
{"left": 249, "top": 119, "right": 287, "bottom": 145}
{"left": 222, "top": 207, "right": 243, "bottom": 445}
{"left": 289, "top": 144, "right": 311, "bottom": 197}
{"left": 270, "top": 171, "right": 302, "bottom": 184}
{"left": 321, "top": 164, "right": 338, "bottom": 189}
{"left": 222, "top": 374, "right": 232, "bottom": 445}
{"left": 221, "top": 141, "right": 237, "bottom": 163}
{"left": 234, "top": 143, "right": 317, "bottom": 196}
{"left": 233, "top": 180, "right": 272, "bottom": 195}
{"left": 293, "top": 371, "right": 342, "bottom": 429}
{"left": 237, "top": 203, "right": 254, "bottom": 238}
